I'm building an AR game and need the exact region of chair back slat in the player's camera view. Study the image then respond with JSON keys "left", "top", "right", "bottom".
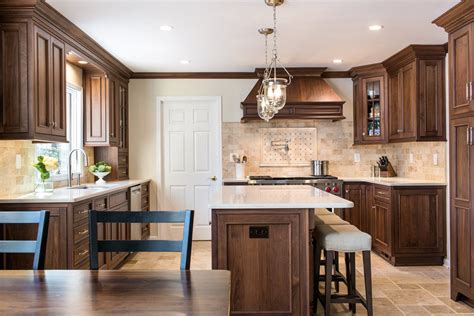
{"left": 0, "top": 211, "right": 50, "bottom": 270}
{"left": 89, "top": 210, "right": 194, "bottom": 270}
{"left": 98, "top": 240, "right": 182, "bottom": 253}
{"left": 0, "top": 212, "right": 42, "bottom": 223}
{"left": 0, "top": 241, "right": 37, "bottom": 253}
{"left": 95, "top": 211, "right": 187, "bottom": 223}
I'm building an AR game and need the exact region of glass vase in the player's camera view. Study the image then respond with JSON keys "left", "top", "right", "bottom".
{"left": 35, "top": 179, "right": 53, "bottom": 193}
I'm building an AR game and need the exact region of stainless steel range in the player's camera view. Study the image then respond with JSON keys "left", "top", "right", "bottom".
{"left": 247, "top": 175, "right": 343, "bottom": 196}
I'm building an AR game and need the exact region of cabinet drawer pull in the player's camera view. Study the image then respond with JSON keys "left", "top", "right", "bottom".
{"left": 79, "top": 250, "right": 89, "bottom": 257}
{"left": 470, "top": 82, "right": 473, "bottom": 101}
{"left": 468, "top": 127, "right": 471, "bottom": 146}
{"left": 79, "top": 210, "right": 89, "bottom": 214}
{"left": 467, "top": 82, "right": 471, "bottom": 102}
{"left": 397, "top": 129, "right": 404, "bottom": 133}
{"left": 376, "top": 191, "right": 386, "bottom": 195}
{"left": 78, "top": 229, "right": 89, "bottom": 236}
{"left": 97, "top": 203, "right": 106, "bottom": 208}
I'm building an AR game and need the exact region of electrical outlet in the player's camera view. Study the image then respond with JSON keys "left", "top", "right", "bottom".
{"left": 409, "top": 153, "right": 414, "bottom": 164}
{"left": 15, "top": 154, "right": 22, "bottom": 169}
{"left": 229, "top": 153, "right": 238, "bottom": 163}
{"left": 433, "top": 153, "right": 439, "bottom": 166}
{"left": 354, "top": 153, "right": 361, "bottom": 163}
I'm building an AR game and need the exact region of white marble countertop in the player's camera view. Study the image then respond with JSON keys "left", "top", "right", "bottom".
{"left": 0, "top": 179, "right": 151, "bottom": 204}
{"left": 209, "top": 185, "right": 354, "bottom": 209}
{"left": 341, "top": 177, "right": 446, "bottom": 186}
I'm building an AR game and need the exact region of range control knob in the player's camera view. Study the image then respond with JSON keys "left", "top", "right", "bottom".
{"left": 332, "top": 185, "right": 339, "bottom": 193}
{"left": 325, "top": 186, "right": 332, "bottom": 193}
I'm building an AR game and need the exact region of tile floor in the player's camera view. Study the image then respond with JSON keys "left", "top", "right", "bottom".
{"left": 121, "top": 241, "right": 474, "bottom": 315}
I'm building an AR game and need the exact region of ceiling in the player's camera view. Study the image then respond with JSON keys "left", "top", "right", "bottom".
{"left": 46, "top": 0, "right": 457, "bottom": 72}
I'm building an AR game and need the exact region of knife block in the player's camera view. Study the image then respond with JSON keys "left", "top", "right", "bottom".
{"left": 380, "top": 162, "right": 397, "bottom": 177}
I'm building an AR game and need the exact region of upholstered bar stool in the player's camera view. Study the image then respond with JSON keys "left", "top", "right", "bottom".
{"left": 315, "top": 208, "right": 334, "bottom": 216}
{"left": 313, "top": 213, "right": 349, "bottom": 293}
{"left": 313, "top": 224, "right": 373, "bottom": 316}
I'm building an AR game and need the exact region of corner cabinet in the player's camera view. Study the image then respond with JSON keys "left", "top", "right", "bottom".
{"left": 351, "top": 64, "right": 388, "bottom": 144}
{"left": 0, "top": 22, "right": 67, "bottom": 142}
{"left": 383, "top": 45, "right": 447, "bottom": 142}
{"left": 342, "top": 182, "right": 446, "bottom": 266}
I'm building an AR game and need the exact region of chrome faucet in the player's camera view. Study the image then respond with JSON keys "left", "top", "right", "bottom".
{"left": 68, "top": 148, "right": 89, "bottom": 187}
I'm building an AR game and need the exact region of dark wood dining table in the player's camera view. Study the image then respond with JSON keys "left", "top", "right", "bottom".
{"left": 0, "top": 270, "right": 230, "bottom": 315}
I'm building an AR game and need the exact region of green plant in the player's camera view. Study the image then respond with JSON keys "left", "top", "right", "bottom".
{"left": 33, "top": 156, "right": 59, "bottom": 182}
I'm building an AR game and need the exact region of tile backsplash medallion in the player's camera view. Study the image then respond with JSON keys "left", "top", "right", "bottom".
{"left": 0, "top": 141, "right": 94, "bottom": 197}
{"left": 222, "top": 121, "right": 446, "bottom": 181}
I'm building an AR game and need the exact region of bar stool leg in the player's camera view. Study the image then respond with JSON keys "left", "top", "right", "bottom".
{"left": 349, "top": 253, "right": 356, "bottom": 314}
{"left": 313, "top": 241, "right": 322, "bottom": 314}
{"left": 334, "top": 251, "right": 340, "bottom": 293}
{"left": 363, "top": 250, "right": 373, "bottom": 316}
{"left": 325, "top": 250, "right": 334, "bottom": 316}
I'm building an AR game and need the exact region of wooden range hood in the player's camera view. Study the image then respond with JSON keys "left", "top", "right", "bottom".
{"left": 241, "top": 68, "right": 346, "bottom": 122}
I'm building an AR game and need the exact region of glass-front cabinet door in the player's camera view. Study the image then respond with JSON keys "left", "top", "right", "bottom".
{"left": 361, "top": 76, "right": 385, "bottom": 142}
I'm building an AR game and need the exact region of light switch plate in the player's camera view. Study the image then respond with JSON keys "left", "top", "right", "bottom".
{"left": 15, "top": 154, "right": 22, "bottom": 169}
{"left": 433, "top": 153, "right": 439, "bottom": 165}
{"left": 354, "top": 153, "right": 361, "bottom": 163}
{"left": 409, "top": 153, "right": 414, "bottom": 163}
{"left": 229, "top": 153, "right": 238, "bottom": 163}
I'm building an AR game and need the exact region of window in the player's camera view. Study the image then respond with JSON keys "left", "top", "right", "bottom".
{"left": 36, "top": 83, "right": 83, "bottom": 181}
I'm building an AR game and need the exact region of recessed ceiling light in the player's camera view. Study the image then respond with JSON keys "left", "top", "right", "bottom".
{"left": 333, "top": 59, "right": 343, "bottom": 64}
{"left": 160, "top": 25, "right": 174, "bottom": 31}
{"left": 78, "top": 60, "right": 88, "bottom": 65}
{"left": 180, "top": 60, "right": 190, "bottom": 65}
{"left": 369, "top": 25, "right": 383, "bottom": 31}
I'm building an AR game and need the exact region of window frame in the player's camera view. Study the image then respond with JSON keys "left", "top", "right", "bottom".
{"left": 35, "top": 83, "right": 83, "bottom": 182}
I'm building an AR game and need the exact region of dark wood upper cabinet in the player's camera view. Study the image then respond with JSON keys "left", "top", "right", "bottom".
{"left": 0, "top": 22, "right": 67, "bottom": 142}
{"left": 84, "top": 71, "right": 125, "bottom": 147}
{"left": 351, "top": 64, "right": 388, "bottom": 144}
{"left": 383, "top": 45, "right": 447, "bottom": 142}
{"left": 450, "top": 24, "right": 474, "bottom": 117}
{"left": 0, "top": 22, "right": 28, "bottom": 135}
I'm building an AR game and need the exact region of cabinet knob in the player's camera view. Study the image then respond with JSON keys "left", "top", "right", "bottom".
{"left": 362, "top": 132, "right": 366, "bottom": 136}
{"left": 397, "top": 129, "right": 404, "bottom": 133}
{"left": 345, "top": 190, "right": 349, "bottom": 193}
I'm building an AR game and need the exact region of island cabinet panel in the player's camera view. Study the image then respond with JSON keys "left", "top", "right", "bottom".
{"left": 371, "top": 199, "right": 392, "bottom": 259}
{"left": 0, "top": 205, "right": 68, "bottom": 270}
{"left": 212, "top": 209, "right": 314, "bottom": 315}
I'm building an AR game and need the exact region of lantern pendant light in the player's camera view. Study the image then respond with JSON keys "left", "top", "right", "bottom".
{"left": 257, "top": 28, "right": 275, "bottom": 122}
{"left": 262, "top": 0, "right": 292, "bottom": 113}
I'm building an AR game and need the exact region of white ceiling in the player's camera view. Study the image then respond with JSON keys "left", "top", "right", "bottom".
{"left": 47, "top": 0, "right": 457, "bottom": 72}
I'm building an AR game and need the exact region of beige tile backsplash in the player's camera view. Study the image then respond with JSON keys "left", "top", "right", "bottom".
{"left": 222, "top": 121, "right": 446, "bottom": 181}
{"left": 0, "top": 141, "right": 94, "bottom": 197}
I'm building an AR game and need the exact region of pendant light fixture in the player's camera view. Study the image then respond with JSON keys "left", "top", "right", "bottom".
{"left": 257, "top": 28, "right": 275, "bottom": 122}
{"left": 261, "top": 0, "right": 292, "bottom": 114}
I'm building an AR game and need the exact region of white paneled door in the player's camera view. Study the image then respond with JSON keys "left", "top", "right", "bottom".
{"left": 160, "top": 97, "right": 221, "bottom": 240}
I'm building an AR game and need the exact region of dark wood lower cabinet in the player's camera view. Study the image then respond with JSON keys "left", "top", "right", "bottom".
{"left": 0, "top": 183, "right": 153, "bottom": 270}
{"left": 343, "top": 182, "right": 446, "bottom": 266}
{"left": 212, "top": 208, "right": 314, "bottom": 315}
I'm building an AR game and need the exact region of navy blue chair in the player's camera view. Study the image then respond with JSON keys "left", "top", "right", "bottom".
{"left": 88, "top": 210, "right": 194, "bottom": 270}
{"left": 0, "top": 211, "right": 50, "bottom": 270}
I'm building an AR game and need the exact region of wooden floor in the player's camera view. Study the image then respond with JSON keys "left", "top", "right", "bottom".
{"left": 121, "top": 241, "right": 474, "bottom": 315}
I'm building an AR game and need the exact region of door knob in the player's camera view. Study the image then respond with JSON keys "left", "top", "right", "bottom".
{"left": 210, "top": 176, "right": 217, "bottom": 181}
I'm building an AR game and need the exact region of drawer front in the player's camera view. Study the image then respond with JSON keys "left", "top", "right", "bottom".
{"left": 73, "top": 201, "right": 92, "bottom": 223}
{"left": 73, "top": 241, "right": 90, "bottom": 266}
{"left": 141, "top": 182, "right": 150, "bottom": 195}
{"left": 141, "top": 195, "right": 150, "bottom": 210}
{"left": 118, "top": 153, "right": 128, "bottom": 166}
{"left": 94, "top": 196, "right": 108, "bottom": 211}
{"left": 374, "top": 185, "right": 391, "bottom": 203}
{"left": 110, "top": 190, "right": 129, "bottom": 209}
{"left": 118, "top": 166, "right": 129, "bottom": 179}
{"left": 73, "top": 222, "right": 90, "bottom": 244}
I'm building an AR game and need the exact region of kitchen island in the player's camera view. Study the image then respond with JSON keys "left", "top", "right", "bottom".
{"left": 209, "top": 185, "right": 353, "bottom": 316}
